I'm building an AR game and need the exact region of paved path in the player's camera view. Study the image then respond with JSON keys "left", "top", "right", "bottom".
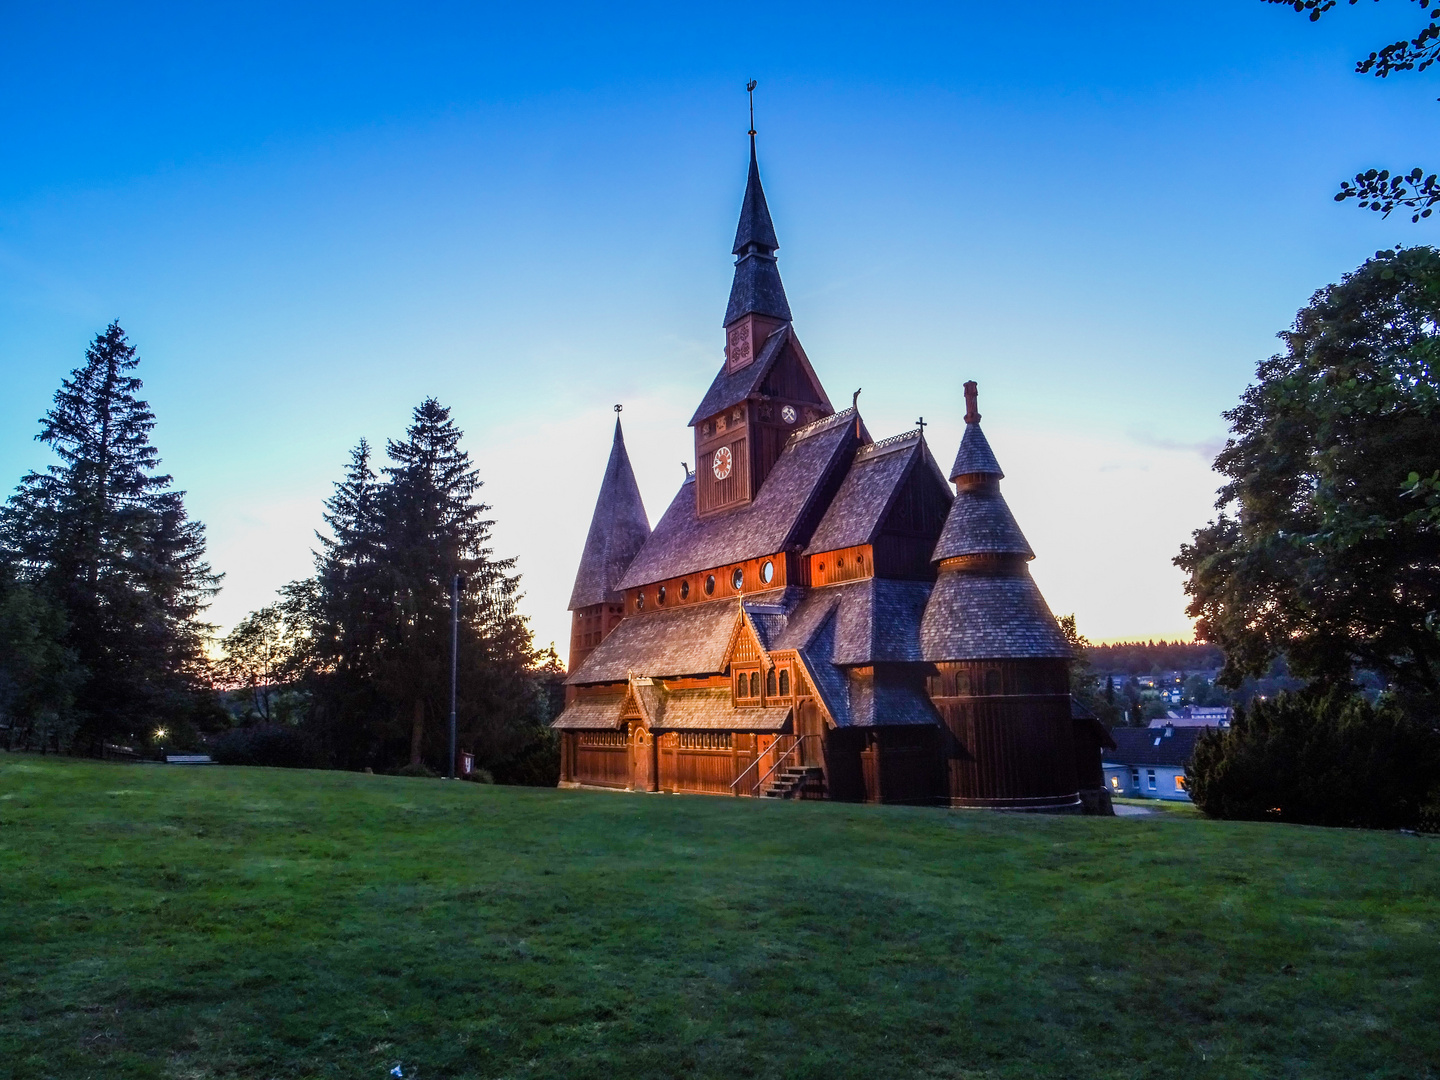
{"left": 1113, "top": 803, "right": 1160, "bottom": 817}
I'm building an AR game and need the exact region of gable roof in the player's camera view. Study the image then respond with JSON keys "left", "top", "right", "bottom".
{"left": 920, "top": 568, "right": 1072, "bottom": 661}
{"left": 617, "top": 410, "right": 861, "bottom": 590}
{"left": 568, "top": 418, "right": 652, "bottom": 609}
{"left": 688, "top": 325, "right": 833, "bottom": 426}
{"left": 805, "top": 432, "right": 951, "bottom": 554}
{"left": 1105, "top": 725, "right": 1207, "bottom": 768}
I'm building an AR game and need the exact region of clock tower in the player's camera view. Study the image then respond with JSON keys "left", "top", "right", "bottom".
{"left": 690, "top": 133, "right": 831, "bottom": 518}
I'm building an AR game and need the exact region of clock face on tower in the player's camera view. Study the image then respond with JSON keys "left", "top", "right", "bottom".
{"left": 781, "top": 405, "right": 797, "bottom": 424}
{"left": 712, "top": 446, "right": 733, "bottom": 481}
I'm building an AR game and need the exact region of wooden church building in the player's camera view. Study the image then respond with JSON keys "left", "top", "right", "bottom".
{"left": 553, "top": 133, "right": 1113, "bottom": 811}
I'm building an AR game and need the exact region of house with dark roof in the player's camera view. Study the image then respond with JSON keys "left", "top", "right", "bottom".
{"left": 552, "top": 128, "right": 1111, "bottom": 811}
{"left": 1104, "top": 724, "right": 1205, "bottom": 802}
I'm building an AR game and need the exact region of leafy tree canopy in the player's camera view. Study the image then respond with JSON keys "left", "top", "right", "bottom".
{"left": 1177, "top": 246, "right": 1440, "bottom": 700}
{"left": 1267, "top": 0, "right": 1440, "bottom": 219}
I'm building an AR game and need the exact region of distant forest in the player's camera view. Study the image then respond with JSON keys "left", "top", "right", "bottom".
{"left": 1087, "top": 641, "right": 1224, "bottom": 675}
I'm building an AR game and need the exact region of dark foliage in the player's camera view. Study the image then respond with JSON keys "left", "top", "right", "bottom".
{"left": 211, "top": 724, "right": 321, "bottom": 769}
{"left": 1266, "top": 0, "right": 1440, "bottom": 220}
{"left": 1187, "top": 688, "right": 1440, "bottom": 828}
{"left": 1176, "top": 247, "right": 1440, "bottom": 702}
{"left": 247, "top": 399, "right": 554, "bottom": 776}
{"left": 0, "top": 564, "right": 82, "bottom": 751}
{"left": 0, "top": 323, "right": 220, "bottom": 753}
{"left": 1086, "top": 640, "right": 1225, "bottom": 675}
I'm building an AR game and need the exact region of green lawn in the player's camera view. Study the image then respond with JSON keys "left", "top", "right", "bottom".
{"left": 1, "top": 757, "right": 1436, "bottom": 1080}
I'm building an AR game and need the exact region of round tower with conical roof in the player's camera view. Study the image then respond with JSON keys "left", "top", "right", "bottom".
{"left": 919, "top": 382, "right": 1086, "bottom": 811}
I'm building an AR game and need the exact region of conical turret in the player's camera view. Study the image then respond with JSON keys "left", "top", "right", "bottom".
{"left": 569, "top": 416, "right": 651, "bottom": 610}
{"left": 921, "top": 382, "right": 1069, "bottom": 660}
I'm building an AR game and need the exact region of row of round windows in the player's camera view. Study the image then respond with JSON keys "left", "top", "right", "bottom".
{"left": 635, "top": 559, "right": 778, "bottom": 611}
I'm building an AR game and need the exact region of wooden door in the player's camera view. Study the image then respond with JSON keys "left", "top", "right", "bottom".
{"left": 796, "top": 701, "right": 825, "bottom": 767}
{"left": 629, "top": 724, "right": 656, "bottom": 792}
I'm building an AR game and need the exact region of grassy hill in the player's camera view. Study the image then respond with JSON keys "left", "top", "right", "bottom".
{"left": 1, "top": 757, "right": 1436, "bottom": 1079}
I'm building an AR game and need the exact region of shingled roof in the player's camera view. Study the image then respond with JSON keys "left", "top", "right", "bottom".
{"left": 775, "top": 578, "right": 934, "bottom": 665}
{"left": 724, "top": 135, "right": 792, "bottom": 326}
{"left": 805, "top": 432, "right": 952, "bottom": 554}
{"left": 690, "top": 323, "right": 790, "bottom": 425}
{"left": 552, "top": 694, "right": 625, "bottom": 730}
{"left": 1105, "top": 725, "right": 1206, "bottom": 768}
{"left": 617, "top": 410, "right": 862, "bottom": 590}
{"left": 568, "top": 418, "right": 651, "bottom": 609}
{"left": 930, "top": 485, "right": 1034, "bottom": 562}
{"left": 565, "top": 598, "right": 750, "bottom": 685}
{"left": 919, "top": 569, "right": 1072, "bottom": 661}
{"left": 949, "top": 421, "right": 1004, "bottom": 481}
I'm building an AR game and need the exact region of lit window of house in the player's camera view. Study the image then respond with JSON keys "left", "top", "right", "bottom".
{"left": 1175, "top": 775, "right": 1186, "bottom": 792}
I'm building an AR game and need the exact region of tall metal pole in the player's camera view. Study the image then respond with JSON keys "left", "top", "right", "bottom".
{"left": 449, "top": 572, "right": 459, "bottom": 780}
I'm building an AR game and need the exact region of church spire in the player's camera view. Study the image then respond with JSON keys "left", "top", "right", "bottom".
{"left": 568, "top": 412, "right": 651, "bottom": 611}
{"left": 723, "top": 133, "right": 792, "bottom": 327}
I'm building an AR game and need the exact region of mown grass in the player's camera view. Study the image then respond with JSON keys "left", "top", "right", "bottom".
{"left": 1, "top": 756, "right": 1436, "bottom": 1080}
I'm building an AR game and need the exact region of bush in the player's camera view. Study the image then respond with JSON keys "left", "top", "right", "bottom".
{"left": 211, "top": 725, "right": 321, "bottom": 769}
{"left": 1187, "top": 688, "right": 1440, "bottom": 829}
{"left": 489, "top": 727, "right": 560, "bottom": 787}
{"left": 392, "top": 762, "right": 437, "bottom": 779}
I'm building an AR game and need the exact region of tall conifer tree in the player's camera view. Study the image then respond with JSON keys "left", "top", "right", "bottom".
{"left": 377, "top": 398, "right": 529, "bottom": 766}
{"left": 1, "top": 323, "right": 219, "bottom": 749}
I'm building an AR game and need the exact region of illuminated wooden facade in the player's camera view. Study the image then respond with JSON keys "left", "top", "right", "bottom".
{"left": 554, "top": 133, "right": 1112, "bottom": 811}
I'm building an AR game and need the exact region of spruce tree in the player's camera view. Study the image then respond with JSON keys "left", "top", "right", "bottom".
{"left": 376, "top": 398, "right": 530, "bottom": 767}
{"left": 1, "top": 323, "right": 219, "bottom": 750}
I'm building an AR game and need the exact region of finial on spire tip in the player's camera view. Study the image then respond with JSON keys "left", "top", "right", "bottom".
{"left": 746, "top": 80, "right": 757, "bottom": 136}
{"left": 963, "top": 381, "right": 981, "bottom": 424}
{"left": 614, "top": 403, "right": 622, "bottom": 414}
{"left": 852, "top": 388, "right": 862, "bottom": 412}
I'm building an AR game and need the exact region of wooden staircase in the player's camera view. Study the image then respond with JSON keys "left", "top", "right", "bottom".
{"left": 763, "top": 766, "right": 825, "bottom": 800}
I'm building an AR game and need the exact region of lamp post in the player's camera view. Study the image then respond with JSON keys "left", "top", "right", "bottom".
{"left": 449, "top": 572, "right": 463, "bottom": 780}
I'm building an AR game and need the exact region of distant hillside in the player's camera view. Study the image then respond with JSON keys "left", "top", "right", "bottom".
{"left": 1088, "top": 640, "right": 1224, "bottom": 674}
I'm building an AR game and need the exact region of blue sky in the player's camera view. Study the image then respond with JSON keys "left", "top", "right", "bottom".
{"left": 2, "top": 1, "right": 1435, "bottom": 652}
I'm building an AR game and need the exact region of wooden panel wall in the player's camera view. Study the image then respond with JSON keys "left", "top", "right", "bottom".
{"left": 574, "top": 730, "right": 629, "bottom": 789}
{"left": 624, "top": 551, "right": 792, "bottom": 614}
{"left": 568, "top": 602, "right": 627, "bottom": 674}
{"left": 809, "top": 545, "right": 873, "bottom": 587}
{"left": 928, "top": 658, "right": 1078, "bottom": 808}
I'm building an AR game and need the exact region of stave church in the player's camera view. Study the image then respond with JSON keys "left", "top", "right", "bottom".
{"left": 552, "top": 129, "right": 1113, "bottom": 811}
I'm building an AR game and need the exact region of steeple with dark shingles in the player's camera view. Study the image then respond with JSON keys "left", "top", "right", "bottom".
{"left": 568, "top": 418, "right": 652, "bottom": 610}
{"left": 949, "top": 380, "right": 1004, "bottom": 481}
{"left": 724, "top": 136, "right": 792, "bottom": 327}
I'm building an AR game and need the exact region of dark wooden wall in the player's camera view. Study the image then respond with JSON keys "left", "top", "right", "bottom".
{"left": 927, "top": 659, "right": 1080, "bottom": 809}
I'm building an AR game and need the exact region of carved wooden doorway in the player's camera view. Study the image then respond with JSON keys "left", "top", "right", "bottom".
{"left": 629, "top": 723, "right": 656, "bottom": 792}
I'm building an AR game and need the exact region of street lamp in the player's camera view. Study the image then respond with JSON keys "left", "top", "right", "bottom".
{"left": 449, "top": 572, "right": 464, "bottom": 779}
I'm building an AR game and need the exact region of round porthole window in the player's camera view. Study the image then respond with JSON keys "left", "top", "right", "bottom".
{"left": 635, "top": 592, "right": 645, "bottom": 611}
{"left": 680, "top": 579, "right": 690, "bottom": 600}
{"left": 731, "top": 567, "right": 744, "bottom": 590}
{"left": 760, "top": 560, "right": 774, "bottom": 584}
{"left": 705, "top": 574, "right": 716, "bottom": 595}
{"left": 836, "top": 556, "right": 845, "bottom": 569}
{"left": 657, "top": 585, "right": 667, "bottom": 605}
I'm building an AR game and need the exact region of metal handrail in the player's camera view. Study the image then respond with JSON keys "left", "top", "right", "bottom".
{"left": 730, "top": 734, "right": 817, "bottom": 795}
